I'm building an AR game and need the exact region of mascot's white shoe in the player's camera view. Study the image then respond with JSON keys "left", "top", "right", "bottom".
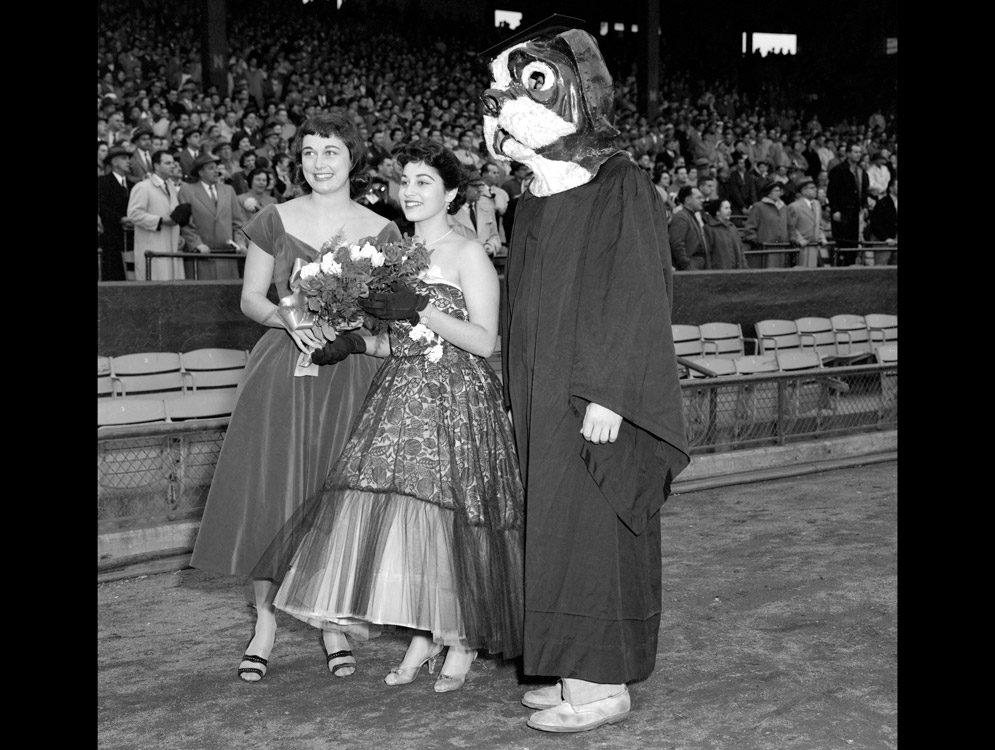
{"left": 521, "top": 682, "right": 564, "bottom": 709}
{"left": 526, "top": 686, "right": 630, "bottom": 733}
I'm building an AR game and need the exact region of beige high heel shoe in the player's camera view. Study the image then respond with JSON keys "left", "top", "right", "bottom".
{"left": 384, "top": 637, "right": 444, "bottom": 686}
{"left": 434, "top": 649, "right": 478, "bottom": 693}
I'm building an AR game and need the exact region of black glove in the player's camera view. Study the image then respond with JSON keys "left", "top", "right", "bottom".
{"left": 358, "top": 280, "right": 429, "bottom": 325}
{"left": 309, "top": 331, "right": 366, "bottom": 365}
{"left": 170, "top": 203, "right": 193, "bottom": 227}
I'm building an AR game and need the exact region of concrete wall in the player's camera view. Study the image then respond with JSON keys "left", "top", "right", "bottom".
{"left": 97, "top": 267, "right": 896, "bottom": 357}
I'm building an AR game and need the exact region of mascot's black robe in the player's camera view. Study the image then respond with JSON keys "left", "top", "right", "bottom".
{"left": 504, "top": 153, "right": 690, "bottom": 684}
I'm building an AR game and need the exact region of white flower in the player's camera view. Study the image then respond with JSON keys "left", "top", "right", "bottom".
{"left": 242, "top": 196, "right": 259, "bottom": 212}
{"left": 426, "top": 343, "right": 444, "bottom": 363}
{"left": 370, "top": 251, "right": 385, "bottom": 268}
{"left": 351, "top": 241, "right": 378, "bottom": 261}
{"left": 409, "top": 323, "right": 433, "bottom": 342}
{"left": 299, "top": 261, "right": 321, "bottom": 279}
{"left": 320, "top": 252, "right": 341, "bottom": 275}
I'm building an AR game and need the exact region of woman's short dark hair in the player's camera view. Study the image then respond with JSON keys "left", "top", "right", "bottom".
{"left": 393, "top": 140, "right": 468, "bottom": 214}
{"left": 246, "top": 166, "right": 270, "bottom": 188}
{"left": 703, "top": 198, "right": 724, "bottom": 217}
{"left": 291, "top": 113, "right": 369, "bottom": 197}
{"left": 653, "top": 163, "right": 670, "bottom": 183}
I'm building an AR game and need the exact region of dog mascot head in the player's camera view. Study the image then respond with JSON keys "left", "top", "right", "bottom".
{"left": 481, "top": 25, "right": 620, "bottom": 196}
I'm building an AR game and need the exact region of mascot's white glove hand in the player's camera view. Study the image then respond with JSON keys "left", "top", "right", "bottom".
{"left": 581, "top": 402, "right": 622, "bottom": 444}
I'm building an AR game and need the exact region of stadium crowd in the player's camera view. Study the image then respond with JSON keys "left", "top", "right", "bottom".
{"left": 97, "top": 0, "right": 897, "bottom": 280}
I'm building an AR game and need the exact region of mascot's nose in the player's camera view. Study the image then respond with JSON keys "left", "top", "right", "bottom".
{"left": 480, "top": 88, "right": 509, "bottom": 117}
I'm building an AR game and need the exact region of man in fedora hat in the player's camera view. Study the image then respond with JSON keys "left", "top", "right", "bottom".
{"left": 177, "top": 152, "right": 247, "bottom": 280}
{"left": 481, "top": 16, "right": 689, "bottom": 733}
{"left": 96, "top": 145, "right": 136, "bottom": 280}
{"left": 786, "top": 176, "right": 828, "bottom": 267}
{"left": 129, "top": 125, "right": 156, "bottom": 182}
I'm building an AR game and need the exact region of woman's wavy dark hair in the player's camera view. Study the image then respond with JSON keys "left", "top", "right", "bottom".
{"left": 393, "top": 140, "right": 468, "bottom": 214}
{"left": 290, "top": 113, "right": 370, "bottom": 198}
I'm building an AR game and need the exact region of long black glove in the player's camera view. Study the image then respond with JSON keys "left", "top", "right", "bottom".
{"left": 310, "top": 330, "right": 366, "bottom": 365}
{"left": 358, "top": 280, "right": 429, "bottom": 325}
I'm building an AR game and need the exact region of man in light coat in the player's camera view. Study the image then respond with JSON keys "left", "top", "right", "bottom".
{"left": 127, "top": 150, "right": 184, "bottom": 280}
{"left": 786, "top": 177, "right": 828, "bottom": 267}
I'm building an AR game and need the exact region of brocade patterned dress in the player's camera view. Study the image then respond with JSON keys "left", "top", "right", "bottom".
{"left": 262, "top": 271, "right": 525, "bottom": 658}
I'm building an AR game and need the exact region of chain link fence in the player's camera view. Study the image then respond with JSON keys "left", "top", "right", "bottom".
{"left": 98, "top": 362, "right": 897, "bottom": 528}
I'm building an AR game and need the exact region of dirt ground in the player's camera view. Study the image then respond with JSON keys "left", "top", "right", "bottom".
{"left": 97, "top": 461, "right": 897, "bottom": 750}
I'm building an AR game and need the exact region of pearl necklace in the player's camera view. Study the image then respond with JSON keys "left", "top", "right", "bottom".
{"left": 422, "top": 228, "right": 454, "bottom": 247}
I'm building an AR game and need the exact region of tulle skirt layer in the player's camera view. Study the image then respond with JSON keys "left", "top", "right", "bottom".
{"left": 258, "top": 347, "right": 525, "bottom": 658}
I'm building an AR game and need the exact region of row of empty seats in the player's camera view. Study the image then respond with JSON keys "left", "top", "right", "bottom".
{"left": 673, "top": 314, "right": 897, "bottom": 377}
{"left": 98, "top": 389, "right": 239, "bottom": 427}
{"left": 98, "top": 349, "right": 249, "bottom": 399}
{"left": 98, "top": 348, "right": 249, "bottom": 426}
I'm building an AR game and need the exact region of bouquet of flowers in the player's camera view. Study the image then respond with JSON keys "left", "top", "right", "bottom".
{"left": 277, "top": 231, "right": 433, "bottom": 345}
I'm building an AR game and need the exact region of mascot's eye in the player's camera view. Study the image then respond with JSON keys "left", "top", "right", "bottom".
{"left": 520, "top": 61, "right": 556, "bottom": 93}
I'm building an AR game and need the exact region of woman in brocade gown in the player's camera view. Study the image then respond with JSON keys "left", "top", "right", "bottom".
{"left": 190, "top": 113, "right": 400, "bottom": 682}
{"left": 261, "top": 141, "right": 524, "bottom": 693}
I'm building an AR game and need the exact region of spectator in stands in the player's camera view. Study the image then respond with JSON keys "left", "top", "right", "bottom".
{"left": 452, "top": 130, "right": 483, "bottom": 171}
{"left": 866, "top": 149, "right": 892, "bottom": 197}
{"left": 653, "top": 163, "right": 675, "bottom": 224}
{"left": 129, "top": 125, "right": 155, "bottom": 182}
{"left": 273, "top": 105, "right": 297, "bottom": 143}
{"left": 178, "top": 152, "right": 247, "bottom": 280}
{"left": 213, "top": 141, "right": 238, "bottom": 182}
{"left": 271, "top": 153, "right": 301, "bottom": 203}
{"left": 727, "top": 152, "right": 757, "bottom": 216}
{"left": 802, "top": 138, "right": 822, "bottom": 180}
{"left": 702, "top": 198, "right": 746, "bottom": 269}
{"left": 749, "top": 160, "right": 771, "bottom": 200}
{"left": 501, "top": 161, "right": 531, "bottom": 243}
{"left": 97, "top": 141, "right": 109, "bottom": 176}
{"left": 697, "top": 175, "right": 718, "bottom": 203}
{"left": 177, "top": 127, "right": 203, "bottom": 182}
{"left": 669, "top": 185, "right": 710, "bottom": 270}
{"left": 189, "top": 112, "right": 400, "bottom": 685}
{"left": 452, "top": 172, "right": 501, "bottom": 257}
{"left": 480, "top": 160, "right": 509, "bottom": 251}
{"left": 827, "top": 141, "right": 869, "bottom": 265}
{"left": 127, "top": 149, "right": 184, "bottom": 281}
{"left": 254, "top": 126, "right": 282, "bottom": 165}
{"left": 670, "top": 164, "right": 690, "bottom": 201}
{"left": 786, "top": 177, "right": 829, "bottom": 267}
{"left": 372, "top": 152, "right": 403, "bottom": 220}
{"left": 237, "top": 166, "right": 277, "bottom": 216}
{"left": 867, "top": 177, "right": 897, "bottom": 265}
{"left": 231, "top": 151, "right": 257, "bottom": 195}
{"left": 743, "top": 181, "right": 789, "bottom": 268}
{"left": 96, "top": 145, "right": 136, "bottom": 281}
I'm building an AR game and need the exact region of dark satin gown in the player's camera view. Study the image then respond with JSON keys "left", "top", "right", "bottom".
{"left": 190, "top": 205, "right": 399, "bottom": 578}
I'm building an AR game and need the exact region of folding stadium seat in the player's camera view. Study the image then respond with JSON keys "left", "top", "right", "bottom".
{"left": 179, "top": 348, "right": 249, "bottom": 391}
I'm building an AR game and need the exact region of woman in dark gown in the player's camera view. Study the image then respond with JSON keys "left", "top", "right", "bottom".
{"left": 258, "top": 141, "right": 524, "bottom": 693}
{"left": 190, "top": 113, "right": 399, "bottom": 682}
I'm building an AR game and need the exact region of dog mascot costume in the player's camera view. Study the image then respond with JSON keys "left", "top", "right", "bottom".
{"left": 481, "top": 19, "right": 691, "bottom": 733}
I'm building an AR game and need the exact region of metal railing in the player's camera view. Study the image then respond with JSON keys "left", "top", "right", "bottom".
{"left": 681, "top": 361, "right": 897, "bottom": 454}
{"left": 97, "top": 361, "right": 897, "bottom": 530}
{"left": 743, "top": 242, "right": 898, "bottom": 268}
{"left": 143, "top": 251, "right": 245, "bottom": 280}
